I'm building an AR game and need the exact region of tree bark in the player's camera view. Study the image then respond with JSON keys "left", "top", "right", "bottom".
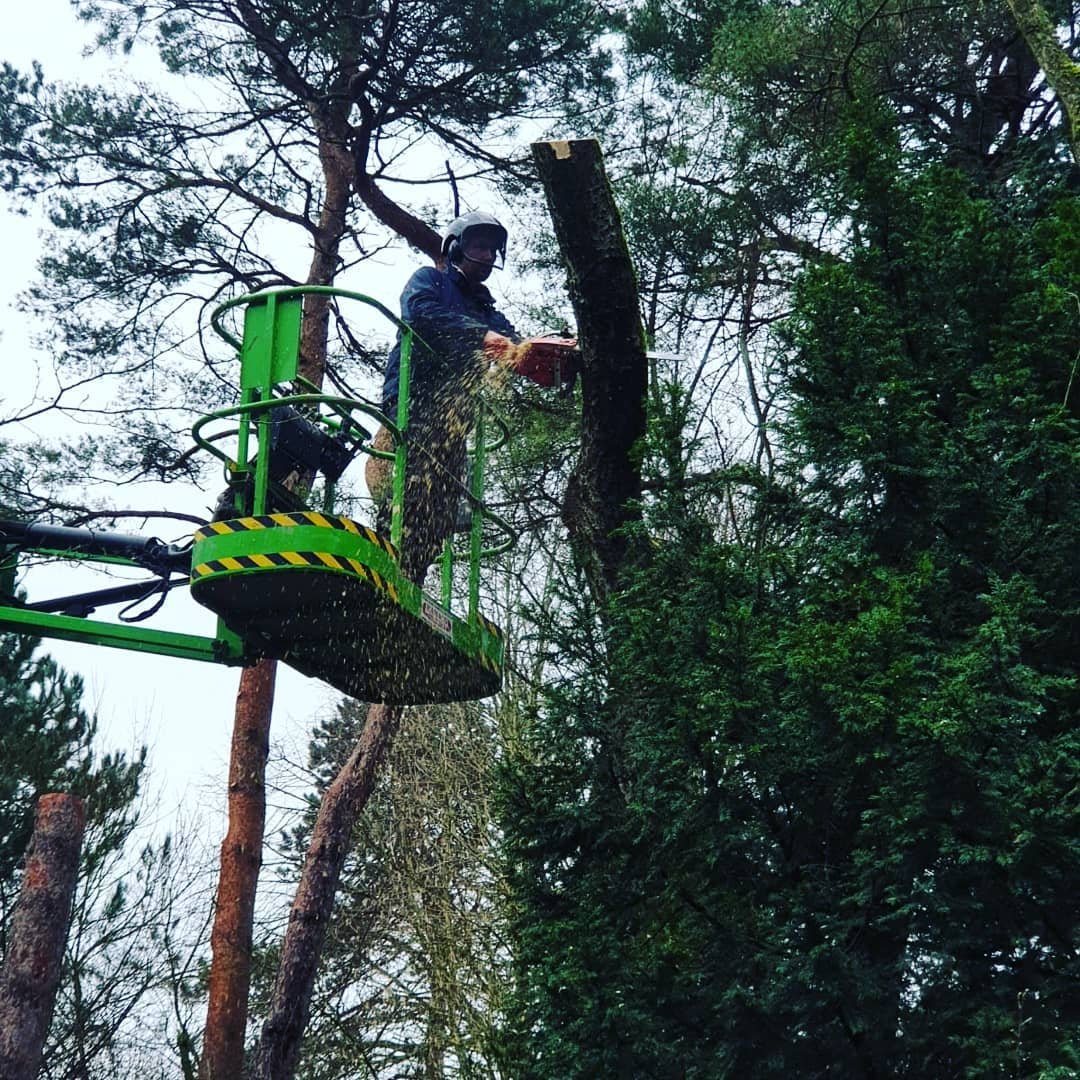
{"left": 245, "top": 129, "right": 441, "bottom": 1080}
{"left": 0, "top": 794, "right": 85, "bottom": 1080}
{"left": 245, "top": 107, "right": 443, "bottom": 1080}
{"left": 1004, "top": 0, "right": 1080, "bottom": 165}
{"left": 200, "top": 80, "right": 359, "bottom": 1080}
{"left": 531, "top": 138, "right": 649, "bottom": 602}
{"left": 251, "top": 702, "right": 404, "bottom": 1080}
{"left": 201, "top": 659, "right": 277, "bottom": 1080}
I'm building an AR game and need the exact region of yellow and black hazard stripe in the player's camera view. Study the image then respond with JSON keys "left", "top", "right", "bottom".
{"left": 192, "top": 549, "right": 399, "bottom": 604}
{"left": 195, "top": 512, "right": 398, "bottom": 560}
{"left": 475, "top": 650, "right": 501, "bottom": 675}
{"left": 476, "top": 613, "right": 504, "bottom": 641}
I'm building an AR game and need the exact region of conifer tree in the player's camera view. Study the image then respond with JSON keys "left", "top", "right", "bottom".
{"left": 501, "top": 2, "right": 1080, "bottom": 1075}
{"left": 3, "top": 9, "right": 614, "bottom": 1076}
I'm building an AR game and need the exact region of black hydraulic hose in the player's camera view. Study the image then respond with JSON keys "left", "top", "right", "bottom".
{"left": 26, "top": 577, "right": 190, "bottom": 619}
{"left": 0, "top": 519, "right": 192, "bottom": 575}
{"left": 118, "top": 577, "right": 174, "bottom": 623}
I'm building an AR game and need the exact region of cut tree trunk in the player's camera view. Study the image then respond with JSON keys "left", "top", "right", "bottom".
{"left": 531, "top": 138, "right": 649, "bottom": 602}
{"left": 0, "top": 793, "right": 85, "bottom": 1080}
{"left": 251, "top": 702, "right": 404, "bottom": 1080}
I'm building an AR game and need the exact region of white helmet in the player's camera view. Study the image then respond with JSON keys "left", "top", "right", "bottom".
{"left": 442, "top": 211, "right": 508, "bottom": 267}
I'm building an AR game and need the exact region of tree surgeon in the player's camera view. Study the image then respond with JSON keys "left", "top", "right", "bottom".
{"left": 367, "top": 211, "right": 576, "bottom": 580}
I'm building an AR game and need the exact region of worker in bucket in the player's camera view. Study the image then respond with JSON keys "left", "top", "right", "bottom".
{"left": 366, "top": 210, "right": 577, "bottom": 581}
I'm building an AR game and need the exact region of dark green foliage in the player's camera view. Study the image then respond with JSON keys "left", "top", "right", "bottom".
{"left": 0, "top": 61, "right": 45, "bottom": 194}
{"left": 501, "top": 98, "right": 1080, "bottom": 1079}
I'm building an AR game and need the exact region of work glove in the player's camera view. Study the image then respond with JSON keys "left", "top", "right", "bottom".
{"left": 514, "top": 335, "right": 580, "bottom": 388}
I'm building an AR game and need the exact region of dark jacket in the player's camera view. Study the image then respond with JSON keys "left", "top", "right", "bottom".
{"left": 382, "top": 265, "right": 518, "bottom": 412}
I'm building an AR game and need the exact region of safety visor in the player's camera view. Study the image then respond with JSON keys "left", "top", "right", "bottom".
{"left": 459, "top": 225, "right": 507, "bottom": 269}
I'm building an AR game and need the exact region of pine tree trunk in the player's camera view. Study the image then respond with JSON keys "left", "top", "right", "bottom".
{"left": 530, "top": 138, "right": 649, "bottom": 602}
{"left": 236, "top": 111, "right": 445, "bottom": 1080}
{"left": 0, "top": 794, "right": 85, "bottom": 1080}
{"left": 200, "top": 112, "right": 354, "bottom": 1079}
{"left": 200, "top": 659, "right": 277, "bottom": 1080}
{"left": 200, "top": 55, "right": 459, "bottom": 1077}
{"left": 251, "top": 702, "right": 404, "bottom": 1080}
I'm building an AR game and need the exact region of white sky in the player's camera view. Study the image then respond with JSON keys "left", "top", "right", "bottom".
{"left": 0, "top": 4, "right": 368, "bottom": 834}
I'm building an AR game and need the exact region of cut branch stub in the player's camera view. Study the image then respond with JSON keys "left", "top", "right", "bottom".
{"left": 531, "top": 138, "right": 649, "bottom": 601}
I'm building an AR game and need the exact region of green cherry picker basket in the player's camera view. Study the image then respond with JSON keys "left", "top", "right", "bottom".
{"left": 190, "top": 286, "right": 514, "bottom": 704}
{"left": 0, "top": 286, "right": 515, "bottom": 705}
